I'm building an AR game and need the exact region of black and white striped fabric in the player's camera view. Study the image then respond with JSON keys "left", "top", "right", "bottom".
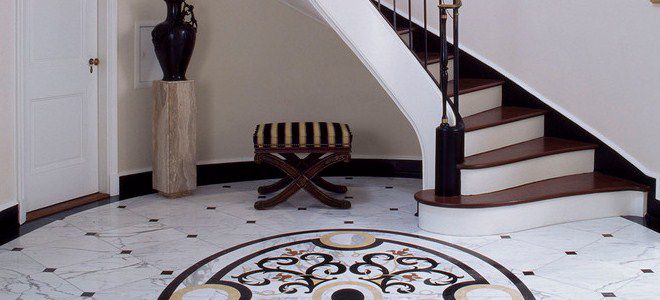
{"left": 254, "top": 122, "right": 352, "bottom": 149}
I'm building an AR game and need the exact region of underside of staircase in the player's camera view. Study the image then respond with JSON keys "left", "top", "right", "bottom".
{"left": 372, "top": 2, "right": 651, "bottom": 236}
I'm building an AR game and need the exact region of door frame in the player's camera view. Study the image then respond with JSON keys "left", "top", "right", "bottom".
{"left": 14, "top": 0, "right": 119, "bottom": 223}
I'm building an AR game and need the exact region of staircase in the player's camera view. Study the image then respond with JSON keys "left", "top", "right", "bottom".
{"left": 370, "top": 1, "right": 648, "bottom": 235}
{"left": 280, "top": 0, "right": 650, "bottom": 236}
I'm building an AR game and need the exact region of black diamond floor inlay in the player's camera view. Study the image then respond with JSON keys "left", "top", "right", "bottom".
{"left": 81, "top": 292, "right": 95, "bottom": 297}
{"left": 500, "top": 235, "right": 512, "bottom": 239}
{"left": 565, "top": 251, "right": 578, "bottom": 255}
{"left": 117, "top": 205, "right": 127, "bottom": 209}
{"left": 522, "top": 271, "right": 535, "bottom": 276}
{"left": 385, "top": 186, "right": 394, "bottom": 189}
{"left": 298, "top": 208, "right": 307, "bottom": 211}
{"left": 390, "top": 208, "right": 399, "bottom": 211}
{"left": 206, "top": 207, "right": 216, "bottom": 210}
{"left": 43, "top": 268, "right": 57, "bottom": 273}
{"left": 187, "top": 235, "right": 198, "bottom": 238}
{"left": 344, "top": 221, "right": 354, "bottom": 224}
{"left": 85, "top": 232, "right": 97, "bottom": 236}
{"left": 149, "top": 219, "right": 159, "bottom": 223}
{"left": 641, "top": 269, "right": 654, "bottom": 273}
{"left": 247, "top": 221, "right": 256, "bottom": 224}
{"left": 161, "top": 271, "right": 174, "bottom": 276}
{"left": 120, "top": 250, "right": 132, "bottom": 255}
{"left": 602, "top": 234, "right": 614, "bottom": 238}
{"left": 601, "top": 292, "right": 616, "bottom": 298}
{"left": 11, "top": 248, "right": 23, "bottom": 252}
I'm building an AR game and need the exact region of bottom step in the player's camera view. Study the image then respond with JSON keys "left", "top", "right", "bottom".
{"left": 415, "top": 173, "right": 648, "bottom": 236}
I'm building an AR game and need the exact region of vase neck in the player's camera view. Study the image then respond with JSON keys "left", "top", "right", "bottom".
{"left": 165, "top": 0, "right": 184, "bottom": 22}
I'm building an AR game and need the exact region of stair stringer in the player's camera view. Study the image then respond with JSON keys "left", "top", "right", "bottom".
{"left": 280, "top": 0, "right": 455, "bottom": 189}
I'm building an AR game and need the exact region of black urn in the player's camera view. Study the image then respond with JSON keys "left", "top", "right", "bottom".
{"left": 152, "top": 0, "right": 197, "bottom": 81}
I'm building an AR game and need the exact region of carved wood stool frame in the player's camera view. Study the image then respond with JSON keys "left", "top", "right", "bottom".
{"left": 254, "top": 148, "right": 351, "bottom": 210}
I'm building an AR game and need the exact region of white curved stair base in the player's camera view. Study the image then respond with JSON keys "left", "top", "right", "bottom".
{"left": 465, "top": 116, "right": 544, "bottom": 156}
{"left": 455, "top": 86, "right": 502, "bottom": 118}
{"left": 419, "top": 191, "right": 647, "bottom": 236}
{"left": 461, "top": 150, "right": 596, "bottom": 195}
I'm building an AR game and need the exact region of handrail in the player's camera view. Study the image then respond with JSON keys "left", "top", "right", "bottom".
{"left": 371, "top": 0, "right": 465, "bottom": 197}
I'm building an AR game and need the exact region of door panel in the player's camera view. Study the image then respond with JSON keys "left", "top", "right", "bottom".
{"left": 22, "top": 0, "right": 99, "bottom": 212}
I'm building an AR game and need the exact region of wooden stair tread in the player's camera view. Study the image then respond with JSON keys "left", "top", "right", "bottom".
{"left": 448, "top": 78, "right": 504, "bottom": 97}
{"left": 415, "top": 173, "right": 649, "bottom": 208}
{"left": 460, "top": 137, "right": 598, "bottom": 169}
{"left": 416, "top": 52, "right": 454, "bottom": 64}
{"left": 464, "top": 107, "right": 547, "bottom": 132}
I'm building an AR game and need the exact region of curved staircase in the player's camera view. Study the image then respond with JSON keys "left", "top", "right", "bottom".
{"left": 280, "top": 0, "right": 651, "bottom": 236}
{"left": 376, "top": 0, "right": 649, "bottom": 236}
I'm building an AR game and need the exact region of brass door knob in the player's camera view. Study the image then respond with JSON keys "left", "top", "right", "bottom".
{"left": 88, "top": 58, "right": 100, "bottom": 73}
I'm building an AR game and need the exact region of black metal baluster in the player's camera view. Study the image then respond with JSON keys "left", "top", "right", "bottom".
{"left": 424, "top": 0, "right": 428, "bottom": 67}
{"left": 452, "top": 0, "right": 460, "bottom": 111}
{"left": 439, "top": 5, "right": 449, "bottom": 124}
{"left": 408, "top": 0, "right": 413, "bottom": 50}
{"left": 393, "top": 0, "right": 397, "bottom": 31}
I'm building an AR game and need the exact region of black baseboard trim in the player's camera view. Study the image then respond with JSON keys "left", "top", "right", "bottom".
{"left": 119, "top": 159, "right": 422, "bottom": 200}
{"left": 0, "top": 205, "right": 20, "bottom": 245}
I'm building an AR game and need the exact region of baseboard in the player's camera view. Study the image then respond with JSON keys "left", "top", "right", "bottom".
{"left": 119, "top": 158, "right": 422, "bottom": 200}
{"left": 26, "top": 193, "right": 111, "bottom": 222}
{"left": 0, "top": 205, "right": 19, "bottom": 245}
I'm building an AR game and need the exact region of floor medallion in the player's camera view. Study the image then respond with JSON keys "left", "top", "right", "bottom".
{"left": 160, "top": 229, "right": 533, "bottom": 299}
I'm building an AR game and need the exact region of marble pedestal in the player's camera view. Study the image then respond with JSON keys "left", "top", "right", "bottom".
{"left": 152, "top": 80, "right": 197, "bottom": 198}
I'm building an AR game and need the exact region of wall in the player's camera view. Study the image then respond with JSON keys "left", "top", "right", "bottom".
{"left": 0, "top": 0, "right": 17, "bottom": 211}
{"left": 117, "top": 0, "right": 420, "bottom": 175}
{"left": 383, "top": 0, "right": 660, "bottom": 192}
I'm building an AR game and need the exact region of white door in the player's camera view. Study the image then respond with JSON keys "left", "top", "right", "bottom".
{"left": 21, "top": 0, "right": 99, "bottom": 212}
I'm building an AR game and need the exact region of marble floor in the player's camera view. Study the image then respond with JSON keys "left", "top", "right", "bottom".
{"left": 1, "top": 177, "right": 660, "bottom": 299}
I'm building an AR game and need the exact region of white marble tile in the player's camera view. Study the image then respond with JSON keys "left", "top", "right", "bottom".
{"left": 22, "top": 235, "right": 119, "bottom": 268}
{"left": 561, "top": 217, "right": 636, "bottom": 235}
{"left": 612, "top": 223, "right": 660, "bottom": 244}
{"left": 55, "top": 254, "right": 161, "bottom": 292}
{"left": 91, "top": 277, "right": 172, "bottom": 300}
{"left": 579, "top": 237, "right": 660, "bottom": 270}
{"left": 535, "top": 255, "right": 642, "bottom": 292}
{"left": 97, "top": 222, "right": 189, "bottom": 250}
{"left": 517, "top": 272, "right": 603, "bottom": 299}
{"left": 2, "top": 221, "right": 87, "bottom": 250}
{"left": 613, "top": 273, "right": 660, "bottom": 299}
{"left": 0, "top": 250, "right": 46, "bottom": 277}
{"left": 510, "top": 225, "right": 604, "bottom": 251}
{"left": 0, "top": 271, "right": 83, "bottom": 299}
{"left": 64, "top": 206, "right": 150, "bottom": 232}
{"left": 130, "top": 237, "right": 219, "bottom": 271}
{"left": 473, "top": 239, "right": 566, "bottom": 272}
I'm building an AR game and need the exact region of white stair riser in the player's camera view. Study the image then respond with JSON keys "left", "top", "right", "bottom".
{"left": 465, "top": 116, "right": 545, "bottom": 156}
{"left": 427, "top": 60, "right": 454, "bottom": 82}
{"left": 400, "top": 33, "right": 411, "bottom": 47}
{"left": 454, "top": 86, "right": 502, "bottom": 117}
{"left": 419, "top": 190, "right": 647, "bottom": 236}
{"left": 461, "top": 150, "right": 595, "bottom": 195}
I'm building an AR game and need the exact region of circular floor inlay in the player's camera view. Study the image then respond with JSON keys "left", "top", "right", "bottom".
{"left": 160, "top": 229, "right": 533, "bottom": 299}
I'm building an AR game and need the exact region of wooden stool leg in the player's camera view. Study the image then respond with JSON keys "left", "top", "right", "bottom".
{"left": 254, "top": 183, "right": 301, "bottom": 210}
{"left": 257, "top": 178, "right": 292, "bottom": 195}
{"left": 303, "top": 184, "right": 351, "bottom": 209}
{"left": 312, "top": 177, "right": 348, "bottom": 194}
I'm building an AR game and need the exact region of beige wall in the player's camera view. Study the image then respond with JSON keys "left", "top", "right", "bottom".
{"left": 0, "top": 0, "right": 17, "bottom": 209}
{"left": 117, "top": 0, "right": 420, "bottom": 175}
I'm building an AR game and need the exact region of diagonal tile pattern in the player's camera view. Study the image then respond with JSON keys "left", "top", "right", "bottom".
{"left": 0, "top": 177, "right": 657, "bottom": 299}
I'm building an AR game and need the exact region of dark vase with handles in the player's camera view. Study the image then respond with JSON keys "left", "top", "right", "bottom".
{"left": 152, "top": 0, "right": 198, "bottom": 81}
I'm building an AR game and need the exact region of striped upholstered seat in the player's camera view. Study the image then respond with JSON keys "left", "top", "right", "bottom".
{"left": 254, "top": 122, "right": 352, "bottom": 149}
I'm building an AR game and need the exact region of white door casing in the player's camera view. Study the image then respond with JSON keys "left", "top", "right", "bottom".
{"left": 20, "top": 0, "right": 99, "bottom": 212}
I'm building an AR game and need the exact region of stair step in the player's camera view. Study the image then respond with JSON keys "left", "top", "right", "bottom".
{"left": 464, "top": 107, "right": 547, "bottom": 132}
{"left": 448, "top": 78, "right": 505, "bottom": 97}
{"left": 460, "top": 137, "right": 598, "bottom": 169}
{"left": 416, "top": 52, "right": 453, "bottom": 65}
{"left": 415, "top": 172, "right": 649, "bottom": 208}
